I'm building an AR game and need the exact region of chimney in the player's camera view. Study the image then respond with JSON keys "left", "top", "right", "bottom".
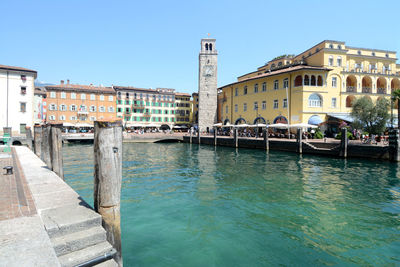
{"left": 60, "top": 80, "right": 64, "bottom": 85}
{"left": 67, "top": 79, "right": 70, "bottom": 84}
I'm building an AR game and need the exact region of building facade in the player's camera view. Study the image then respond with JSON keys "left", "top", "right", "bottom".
{"left": 174, "top": 93, "right": 192, "bottom": 125}
{"left": 198, "top": 38, "right": 218, "bottom": 131}
{"left": 34, "top": 86, "right": 47, "bottom": 125}
{"left": 0, "top": 64, "right": 37, "bottom": 135}
{"left": 219, "top": 40, "right": 400, "bottom": 134}
{"left": 114, "top": 86, "right": 177, "bottom": 128}
{"left": 192, "top": 92, "right": 199, "bottom": 125}
{"left": 45, "top": 81, "right": 117, "bottom": 126}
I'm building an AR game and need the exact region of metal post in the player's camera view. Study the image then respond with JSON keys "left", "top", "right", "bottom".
{"left": 94, "top": 121, "right": 123, "bottom": 266}
{"left": 234, "top": 128, "right": 238, "bottom": 148}
{"left": 213, "top": 127, "right": 217, "bottom": 146}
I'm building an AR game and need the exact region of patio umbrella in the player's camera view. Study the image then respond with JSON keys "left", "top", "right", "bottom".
{"left": 267, "top": 123, "right": 288, "bottom": 129}
{"left": 290, "top": 123, "right": 318, "bottom": 128}
{"left": 234, "top": 124, "right": 249, "bottom": 128}
{"left": 213, "top": 123, "right": 223, "bottom": 127}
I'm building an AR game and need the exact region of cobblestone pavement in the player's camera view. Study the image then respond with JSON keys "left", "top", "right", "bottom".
{"left": 0, "top": 148, "right": 36, "bottom": 221}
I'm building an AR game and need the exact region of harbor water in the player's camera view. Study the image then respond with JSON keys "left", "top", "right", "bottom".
{"left": 63, "top": 143, "right": 400, "bottom": 266}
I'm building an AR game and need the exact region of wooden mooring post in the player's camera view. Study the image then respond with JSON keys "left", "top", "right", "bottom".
{"left": 25, "top": 126, "right": 33, "bottom": 150}
{"left": 339, "top": 128, "right": 348, "bottom": 158}
{"left": 263, "top": 128, "right": 269, "bottom": 152}
{"left": 41, "top": 125, "right": 52, "bottom": 169}
{"left": 189, "top": 127, "right": 193, "bottom": 144}
{"left": 34, "top": 125, "right": 42, "bottom": 157}
{"left": 213, "top": 127, "right": 217, "bottom": 146}
{"left": 198, "top": 130, "right": 201, "bottom": 145}
{"left": 233, "top": 128, "right": 238, "bottom": 148}
{"left": 297, "top": 128, "right": 302, "bottom": 154}
{"left": 50, "top": 124, "right": 64, "bottom": 179}
{"left": 94, "top": 121, "right": 123, "bottom": 266}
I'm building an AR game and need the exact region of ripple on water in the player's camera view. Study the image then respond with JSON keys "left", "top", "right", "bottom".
{"left": 63, "top": 143, "right": 400, "bottom": 266}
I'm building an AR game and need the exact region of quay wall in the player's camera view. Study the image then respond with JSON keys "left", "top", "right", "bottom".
{"left": 183, "top": 136, "right": 390, "bottom": 161}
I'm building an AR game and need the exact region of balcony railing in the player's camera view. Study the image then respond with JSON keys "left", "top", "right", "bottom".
{"left": 346, "top": 86, "right": 356, "bottom": 92}
{"left": 377, "top": 88, "right": 386, "bottom": 94}
{"left": 362, "top": 87, "right": 371, "bottom": 93}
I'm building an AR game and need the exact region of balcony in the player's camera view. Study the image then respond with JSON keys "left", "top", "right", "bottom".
{"left": 143, "top": 112, "right": 151, "bottom": 117}
{"left": 346, "top": 86, "right": 356, "bottom": 92}
{"left": 377, "top": 88, "right": 386, "bottom": 94}
{"left": 132, "top": 104, "right": 145, "bottom": 109}
{"left": 362, "top": 87, "right": 371, "bottom": 93}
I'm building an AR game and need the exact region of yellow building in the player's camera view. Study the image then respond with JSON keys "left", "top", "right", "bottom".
{"left": 219, "top": 40, "right": 400, "bottom": 135}
{"left": 192, "top": 92, "right": 199, "bottom": 125}
{"left": 174, "top": 92, "right": 192, "bottom": 126}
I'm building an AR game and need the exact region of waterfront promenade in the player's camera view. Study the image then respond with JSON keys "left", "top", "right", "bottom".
{"left": 0, "top": 146, "right": 117, "bottom": 266}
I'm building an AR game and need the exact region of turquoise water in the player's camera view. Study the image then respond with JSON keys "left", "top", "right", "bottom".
{"left": 63, "top": 143, "right": 400, "bottom": 266}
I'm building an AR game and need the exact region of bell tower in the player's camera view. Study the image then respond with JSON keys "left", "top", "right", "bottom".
{"left": 198, "top": 38, "right": 218, "bottom": 132}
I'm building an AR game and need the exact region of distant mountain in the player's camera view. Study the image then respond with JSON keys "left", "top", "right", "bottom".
{"left": 34, "top": 80, "right": 55, "bottom": 87}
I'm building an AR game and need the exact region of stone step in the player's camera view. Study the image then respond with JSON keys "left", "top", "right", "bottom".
{"left": 52, "top": 226, "right": 107, "bottom": 256}
{"left": 41, "top": 203, "right": 102, "bottom": 238}
{"left": 58, "top": 241, "right": 114, "bottom": 267}
{"left": 96, "top": 259, "right": 119, "bottom": 267}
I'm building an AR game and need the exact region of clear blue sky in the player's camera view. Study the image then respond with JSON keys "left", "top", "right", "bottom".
{"left": 2, "top": 0, "right": 399, "bottom": 93}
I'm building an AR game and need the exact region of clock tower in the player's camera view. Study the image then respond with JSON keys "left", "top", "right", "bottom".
{"left": 198, "top": 38, "right": 218, "bottom": 132}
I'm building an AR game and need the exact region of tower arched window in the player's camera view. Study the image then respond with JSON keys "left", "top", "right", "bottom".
{"left": 209, "top": 43, "right": 212, "bottom": 51}
{"left": 311, "top": 75, "right": 316, "bottom": 86}
{"left": 304, "top": 75, "right": 310, "bottom": 86}
{"left": 205, "top": 43, "right": 209, "bottom": 51}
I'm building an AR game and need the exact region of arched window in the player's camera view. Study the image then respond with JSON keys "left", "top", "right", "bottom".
{"left": 308, "top": 94, "right": 322, "bottom": 107}
{"left": 304, "top": 75, "right": 310, "bottom": 86}
{"left": 311, "top": 75, "right": 316, "bottom": 86}
{"left": 317, "top": 75, "right": 323, "bottom": 86}
{"left": 205, "top": 43, "right": 209, "bottom": 51}
{"left": 294, "top": 75, "right": 303, "bottom": 87}
{"left": 346, "top": 95, "right": 356, "bottom": 107}
{"left": 209, "top": 43, "right": 212, "bottom": 51}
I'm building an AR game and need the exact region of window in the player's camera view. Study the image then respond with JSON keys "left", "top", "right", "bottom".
{"left": 328, "top": 56, "right": 333, "bottom": 66}
{"left": 243, "top": 103, "right": 247, "bottom": 112}
{"left": 50, "top": 92, "right": 56, "bottom": 98}
{"left": 90, "top": 116, "right": 96, "bottom": 121}
{"left": 49, "top": 115, "right": 55, "bottom": 121}
{"left": 234, "top": 104, "right": 238, "bottom": 112}
{"left": 61, "top": 92, "right": 66, "bottom": 99}
{"left": 117, "top": 107, "right": 122, "bottom": 113}
{"left": 274, "top": 80, "right": 279, "bottom": 90}
{"left": 20, "top": 87, "right": 27, "bottom": 95}
{"left": 262, "top": 101, "right": 266, "bottom": 110}
{"left": 225, "top": 105, "right": 228, "bottom": 114}
{"left": 283, "top": 78, "right": 288, "bottom": 89}
{"left": 254, "top": 84, "right": 258, "bottom": 93}
{"left": 100, "top": 95, "right": 104, "bottom": 101}
{"left": 332, "top": 77, "right": 337, "bottom": 88}
{"left": 304, "top": 75, "right": 310, "bottom": 86}
{"left": 99, "top": 106, "right": 105, "bottom": 112}
{"left": 262, "top": 82, "right": 266, "bottom": 92}
{"left": 70, "top": 116, "right": 77, "bottom": 121}
{"left": 329, "top": 44, "right": 333, "bottom": 49}
{"left": 283, "top": 99, "right": 287, "bottom": 108}
{"left": 59, "top": 115, "right": 66, "bottom": 121}
{"left": 71, "top": 93, "right": 76, "bottom": 99}
{"left": 70, "top": 104, "right": 77, "bottom": 111}
{"left": 90, "top": 105, "right": 96, "bottom": 112}
{"left": 20, "top": 102, "right": 26, "bottom": 112}
{"left": 79, "top": 105, "right": 87, "bottom": 112}
{"left": 235, "top": 88, "right": 238, "bottom": 96}
{"left": 337, "top": 56, "right": 342, "bottom": 67}
{"left": 49, "top": 104, "right": 57, "bottom": 111}
{"left": 90, "top": 94, "right": 95, "bottom": 100}
{"left": 108, "top": 95, "right": 113, "bottom": 101}
{"left": 60, "top": 104, "right": 67, "bottom": 111}
{"left": 386, "top": 53, "right": 389, "bottom": 58}
{"left": 273, "top": 100, "right": 278, "bottom": 109}
{"left": 244, "top": 86, "right": 248, "bottom": 95}
{"left": 338, "top": 45, "right": 342, "bottom": 50}
{"left": 331, "top": 97, "right": 337, "bottom": 108}
{"left": 254, "top": 102, "right": 258, "bottom": 110}
{"left": 358, "top": 50, "right": 362, "bottom": 55}
{"left": 108, "top": 107, "right": 114, "bottom": 113}
{"left": 21, "top": 75, "right": 26, "bottom": 81}
{"left": 81, "top": 93, "right": 86, "bottom": 100}
{"left": 308, "top": 94, "right": 322, "bottom": 107}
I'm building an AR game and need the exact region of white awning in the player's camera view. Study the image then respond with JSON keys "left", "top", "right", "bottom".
{"left": 75, "top": 123, "right": 92, "bottom": 127}
{"left": 268, "top": 123, "right": 289, "bottom": 129}
{"left": 234, "top": 124, "right": 249, "bottom": 128}
{"left": 327, "top": 113, "right": 354, "bottom": 122}
{"left": 63, "top": 122, "right": 75, "bottom": 127}
{"left": 290, "top": 123, "right": 318, "bottom": 129}
{"left": 213, "top": 123, "right": 223, "bottom": 127}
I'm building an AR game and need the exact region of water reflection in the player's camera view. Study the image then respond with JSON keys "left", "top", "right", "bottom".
{"left": 63, "top": 143, "right": 400, "bottom": 266}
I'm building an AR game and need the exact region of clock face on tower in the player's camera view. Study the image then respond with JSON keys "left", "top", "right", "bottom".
{"left": 203, "top": 65, "right": 214, "bottom": 77}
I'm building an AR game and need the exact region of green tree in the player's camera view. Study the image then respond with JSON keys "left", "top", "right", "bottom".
{"left": 392, "top": 89, "right": 400, "bottom": 129}
{"left": 351, "top": 96, "right": 390, "bottom": 134}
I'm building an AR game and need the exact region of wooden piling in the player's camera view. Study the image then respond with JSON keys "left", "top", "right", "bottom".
{"left": 234, "top": 128, "right": 238, "bottom": 148}
{"left": 34, "top": 126, "right": 42, "bottom": 157}
{"left": 25, "top": 126, "right": 33, "bottom": 150}
{"left": 94, "top": 121, "right": 123, "bottom": 266}
{"left": 189, "top": 127, "right": 192, "bottom": 144}
{"left": 41, "top": 125, "right": 52, "bottom": 169}
{"left": 297, "top": 128, "right": 302, "bottom": 154}
{"left": 198, "top": 130, "right": 201, "bottom": 145}
{"left": 263, "top": 128, "right": 269, "bottom": 152}
{"left": 339, "top": 128, "right": 348, "bottom": 158}
{"left": 213, "top": 127, "right": 217, "bottom": 146}
{"left": 50, "top": 124, "right": 64, "bottom": 179}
